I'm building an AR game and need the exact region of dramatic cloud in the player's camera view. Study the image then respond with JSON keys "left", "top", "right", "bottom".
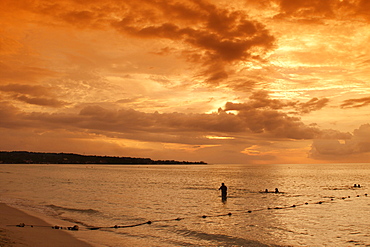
{"left": 0, "top": 84, "right": 68, "bottom": 107}
{"left": 223, "top": 91, "right": 329, "bottom": 114}
{"left": 340, "top": 96, "right": 370, "bottom": 108}
{"left": 14, "top": 95, "right": 68, "bottom": 108}
{"left": 310, "top": 124, "right": 370, "bottom": 160}
{"left": 0, "top": 90, "right": 347, "bottom": 143}
{"left": 298, "top": 97, "right": 329, "bottom": 114}
{"left": 0, "top": 0, "right": 275, "bottom": 83}
{"left": 0, "top": 0, "right": 369, "bottom": 164}
{"left": 111, "top": 0, "right": 275, "bottom": 82}
{"left": 223, "top": 93, "right": 342, "bottom": 140}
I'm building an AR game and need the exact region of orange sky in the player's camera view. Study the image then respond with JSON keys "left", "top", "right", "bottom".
{"left": 1, "top": 0, "right": 370, "bottom": 164}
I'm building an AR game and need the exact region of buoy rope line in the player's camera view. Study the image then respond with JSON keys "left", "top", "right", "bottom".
{"left": 7, "top": 192, "right": 368, "bottom": 231}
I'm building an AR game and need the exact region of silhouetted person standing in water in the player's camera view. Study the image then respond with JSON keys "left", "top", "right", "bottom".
{"left": 219, "top": 183, "right": 227, "bottom": 200}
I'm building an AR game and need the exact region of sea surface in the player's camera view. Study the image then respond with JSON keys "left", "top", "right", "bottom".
{"left": 1, "top": 163, "right": 370, "bottom": 246}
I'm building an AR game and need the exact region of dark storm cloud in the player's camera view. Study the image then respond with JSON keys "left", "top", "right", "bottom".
{"left": 224, "top": 91, "right": 328, "bottom": 114}
{"left": 110, "top": 0, "right": 275, "bottom": 82}
{"left": 78, "top": 105, "right": 246, "bottom": 133}
{"left": 4, "top": 0, "right": 276, "bottom": 84}
{"left": 11, "top": 0, "right": 276, "bottom": 62}
{"left": 310, "top": 124, "right": 370, "bottom": 159}
{"left": 223, "top": 91, "right": 341, "bottom": 139}
{"left": 298, "top": 97, "right": 329, "bottom": 113}
{"left": 0, "top": 90, "right": 347, "bottom": 143}
{"left": 15, "top": 95, "right": 68, "bottom": 108}
{"left": 80, "top": 90, "right": 331, "bottom": 141}
{"left": 0, "top": 84, "right": 68, "bottom": 108}
{"left": 21, "top": 0, "right": 274, "bottom": 84}
{"left": 340, "top": 96, "right": 370, "bottom": 108}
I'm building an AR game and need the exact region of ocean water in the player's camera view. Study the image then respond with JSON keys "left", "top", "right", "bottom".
{"left": 1, "top": 163, "right": 370, "bottom": 246}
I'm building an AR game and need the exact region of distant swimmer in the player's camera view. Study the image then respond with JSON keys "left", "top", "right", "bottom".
{"left": 265, "top": 189, "right": 269, "bottom": 193}
{"left": 219, "top": 183, "right": 227, "bottom": 200}
{"left": 275, "top": 188, "right": 279, "bottom": 193}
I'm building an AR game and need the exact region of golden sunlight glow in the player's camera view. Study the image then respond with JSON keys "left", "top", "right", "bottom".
{"left": 1, "top": 0, "right": 370, "bottom": 164}
{"left": 162, "top": 143, "right": 220, "bottom": 152}
{"left": 205, "top": 136, "right": 235, "bottom": 140}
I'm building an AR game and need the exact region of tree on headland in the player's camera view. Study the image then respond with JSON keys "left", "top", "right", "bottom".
{"left": 0, "top": 151, "right": 206, "bottom": 165}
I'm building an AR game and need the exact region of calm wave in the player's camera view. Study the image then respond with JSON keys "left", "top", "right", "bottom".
{"left": 1, "top": 163, "right": 370, "bottom": 246}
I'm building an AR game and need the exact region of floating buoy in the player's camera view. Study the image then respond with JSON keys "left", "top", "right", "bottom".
{"left": 8, "top": 192, "right": 369, "bottom": 232}
{"left": 67, "top": 225, "right": 79, "bottom": 231}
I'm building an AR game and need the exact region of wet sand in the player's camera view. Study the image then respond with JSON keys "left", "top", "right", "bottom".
{"left": 0, "top": 203, "right": 93, "bottom": 247}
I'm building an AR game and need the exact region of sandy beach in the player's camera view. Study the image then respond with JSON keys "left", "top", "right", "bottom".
{"left": 0, "top": 203, "right": 93, "bottom": 247}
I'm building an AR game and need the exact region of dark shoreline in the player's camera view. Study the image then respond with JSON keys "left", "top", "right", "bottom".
{"left": 0, "top": 151, "right": 207, "bottom": 165}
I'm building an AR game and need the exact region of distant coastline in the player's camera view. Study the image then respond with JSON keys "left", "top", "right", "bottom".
{"left": 0, "top": 151, "right": 207, "bottom": 165}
